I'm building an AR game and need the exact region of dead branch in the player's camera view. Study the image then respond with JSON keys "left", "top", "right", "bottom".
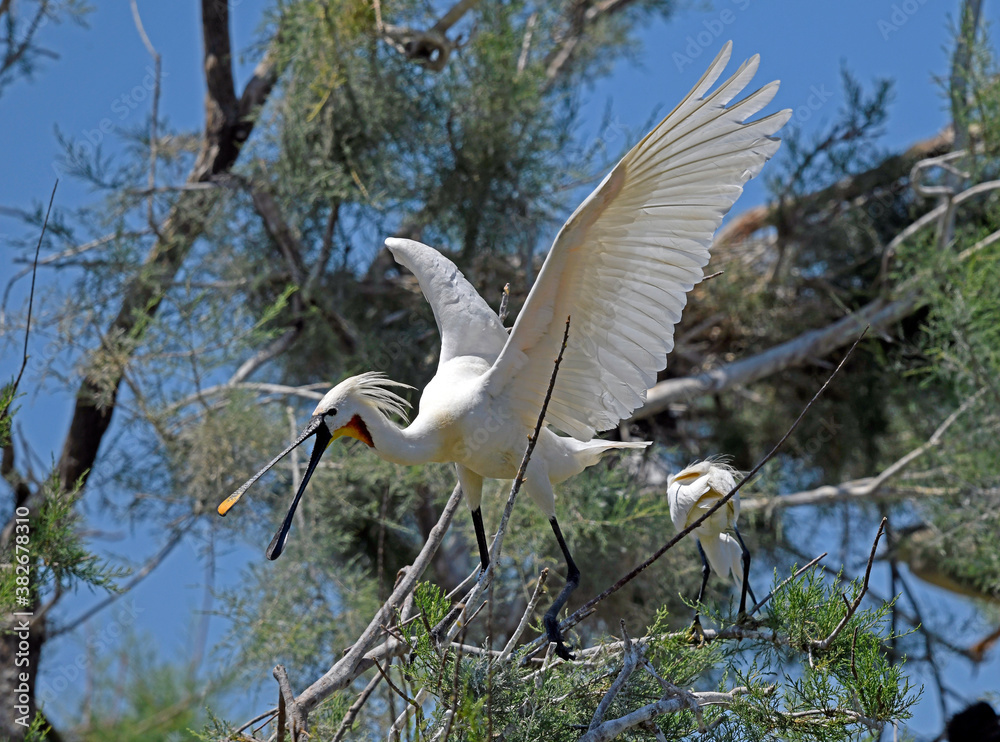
{"left": 742, "top": 389, "right": 984, "bottom": 514}
{"left": 715, "top": 128, "right": 955, "bottom": 247}
{"left": 543, "top": 0, "right": 644, "bottom": 83}
{"left": 578, "top": 686, "right": 751, "bottom": 742}
{"left": 498, "top": 569, "right": 549, "bottom": 661}
{"left": 811, "top": 519, "right": 887, "bottom": 652}
{"left": 331, "top": 673, "right": 382, "bottom": 742}
{"left": 273, "top": 665, "right": 304, "bottom": 741}
{"left": 56, "top": 0, "right": 279, "bottom": 502}
{"left": 293, "top": 483, "right": 463, "bottom": 718}
{"left": 588, "top": 622, "right": 639, "bottom": 732}
{"left": 634, "top": 297, "right": 912, "bottom": 421}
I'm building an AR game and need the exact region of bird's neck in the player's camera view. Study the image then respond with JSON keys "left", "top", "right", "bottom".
{"left": 363, "top": 411, "right": 439, "bottom": 466}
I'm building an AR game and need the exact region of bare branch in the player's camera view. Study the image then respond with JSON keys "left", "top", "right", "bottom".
{"left": 165, "top": 382, "right": 326, "bottom": 416}
{"left": 48, "top": 519, "right": 190, "bottom": 638}
{"left": 331, "top": 673, "right": 382, "bottom": 742}
{"left": 229, "top": 328, "right": 304, "bottom": 387}
{"left": 498, "top": 569, "right": 548, "bottom": 661}
{"left": 578, "top": 686, "right": 751, "bottom": 742}
{"left": 273, "top": 665, "right": 304, "bottom": 741}
{"left": 742, "top": 389, "right": 984, "bottom": 514}
{"left": 811, "top": 519, "right": 887, "bottom": 652}
{"left": 130, "top": 0, "right": 161, "bottom": 233}
{"left": 588, "top": 622, "right": 639, "bottom": 732}
{"left": 294, "top": 483, "right": 464, "bottom": 716}
{"left": 634, "top": 295, "right": 911, "bottom": 420}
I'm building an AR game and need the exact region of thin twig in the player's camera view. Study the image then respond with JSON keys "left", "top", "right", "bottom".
{"left": 1, "top": 180, "right": 56, "bottom": 424}
{"left": 386, "top": 688, "right": 429, "bottom": 741}
{"left": 236, "top": 707, "right": 278, "bottom": 734}
{"left": 498, "top": 569, "right": 549, "bottom": 661}
{"left": 749, "top": 553, "right": 827, "bottom": 616}
{"left": 130, "top": 0, "right": 161, "bottom": 233}
{"left": 331, "top": 672, "right": 382, "bottom": 742}
{"left": 273, "top": 665, "right": 304, "bottom": 740}
{"left": 373, "top": 658, "right": 420, "bottom": 711}
{"left": 811, "top": 518, "right": 887, "bottom": 652}
{"left": 588, "top": 621, "right": 639, "bottom": 731}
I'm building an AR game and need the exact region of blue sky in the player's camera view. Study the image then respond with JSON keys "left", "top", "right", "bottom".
{"left": 3, "top": 0, "right": 999, "bottom": 735}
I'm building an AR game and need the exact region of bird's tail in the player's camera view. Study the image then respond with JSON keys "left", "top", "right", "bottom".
{"left": 574, "top": 439, "right": 651, "bottom": 468}
{"left": 701, "top": 532, "right": 743, "bottom": 585}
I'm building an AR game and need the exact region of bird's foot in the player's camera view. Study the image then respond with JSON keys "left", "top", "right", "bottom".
{"left": 735, "top": 611, "right": 760, "bottom": 629}
{"left": 686, "top": 618, "right": 707, "bottom": 646}
{"left": 543, "top": 615, "right": 575, "bottom": 661}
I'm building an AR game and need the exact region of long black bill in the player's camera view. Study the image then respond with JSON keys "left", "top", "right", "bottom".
{"left": 265, "top": 419, "right": 332, "bottom": 560}
{"left": 217, "top": 415, "right": 327, "bottom": 517}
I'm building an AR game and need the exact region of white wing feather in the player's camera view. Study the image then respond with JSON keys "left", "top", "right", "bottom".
{"left": 483, "top": 43, "right": 791, "bottom": 439}
{"left": 385, "top": 238, "right": 510, "bottom": 367}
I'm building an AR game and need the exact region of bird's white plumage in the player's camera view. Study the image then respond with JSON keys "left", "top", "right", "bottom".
{"left": 224, "top": 45, "right": 783, "bottom": 656}
{"left": 386, "top": 239, "right": 510, "bottom": 367}
{"left": 482, "top": 42, "right": 791, "bottom": 440}
{"left": 667, "top": 460, "right": 743, "bottom": 584}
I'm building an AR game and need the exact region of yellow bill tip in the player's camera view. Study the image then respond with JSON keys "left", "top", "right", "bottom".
{"left": 217, "top": 493, "right": 242, "bottom": 517}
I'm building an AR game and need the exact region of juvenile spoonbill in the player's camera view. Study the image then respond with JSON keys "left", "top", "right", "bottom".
{"left": 667, "top": 459, "right": 757, "bottom": 632}
{"left": 219, "top": 42, "right": 789, "bottom": 659}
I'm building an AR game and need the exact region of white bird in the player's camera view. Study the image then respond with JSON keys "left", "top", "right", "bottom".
{"left": 667, "top": 459, "right": 756, "bottom": 629}
{"left": 219, "top": 43, "right": 789, "bottom": 659}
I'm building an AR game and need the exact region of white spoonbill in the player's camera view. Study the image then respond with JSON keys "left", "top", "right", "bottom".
{"left": 219, "top": 42, "right": 789, "bottom": 659}
{"left": 667, "top": 460, "right": 757, "bottom": 631}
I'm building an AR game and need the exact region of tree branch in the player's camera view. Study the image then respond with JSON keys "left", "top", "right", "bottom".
{"left": 294, "top": 483, "right": 464, "bottom": 717}
{"left": 742, "top": 388, "right": 984, "bottom": 514}
{"left": 56, "top": 0, "right": 280, "bottom": 496}
{"left": 633, "top": 296, "right": 914, "bottom": 422}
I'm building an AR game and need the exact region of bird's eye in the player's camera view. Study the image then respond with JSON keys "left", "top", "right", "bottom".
{"left": 324, "top": 408, "right": 337, "bottom": 418}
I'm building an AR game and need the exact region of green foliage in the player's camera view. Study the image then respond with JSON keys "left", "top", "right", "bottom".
{"left": 0, "top": 380, "right": 18, "bottom": 448}
{"left": 307, "top": 562, "right": 915, "bottom": 741}
{"left": 0, "top": 472, "right": 122, "bottom": 615}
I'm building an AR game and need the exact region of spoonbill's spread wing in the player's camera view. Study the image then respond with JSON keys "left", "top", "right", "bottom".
{"left": 386, "top": 238, "right": 510, "bottom": 367}
{"left": 483, "top": 43, "right": 790, "bottom": 439}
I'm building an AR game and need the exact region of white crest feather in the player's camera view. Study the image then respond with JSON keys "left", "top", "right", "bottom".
{"left": 344, "top": 372, "right": 414, "bottom": 422}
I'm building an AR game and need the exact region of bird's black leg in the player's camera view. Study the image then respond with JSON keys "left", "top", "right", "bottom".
{"left": 543, "top": 517, "right": 580, "bottom": 661}
{"left": 733, "top": 527, "right": 756, "bottom": 616}
{"left": 691, "top": 539, "right": 712, "bottom": 641}
{"left": 470, "top": 507, "right": 490, "bottom": 571}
